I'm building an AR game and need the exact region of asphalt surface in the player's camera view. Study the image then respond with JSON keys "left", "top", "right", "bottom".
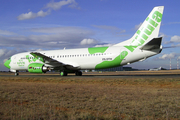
{"left": 1, "top": 71, "right": 180, "bottom": 78}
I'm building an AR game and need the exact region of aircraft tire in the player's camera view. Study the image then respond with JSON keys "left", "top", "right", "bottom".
{"left": 60, "top": 71, "right": 68, "bottom": 76}
{"left": 75, "top": 71, "right": 82, "bottom": 76}
{"left": 15, "top": 72, "right": 19, "bottom": 76}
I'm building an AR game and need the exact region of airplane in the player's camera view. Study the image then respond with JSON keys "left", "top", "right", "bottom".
{"left": 4, "top": 6, "right": 164, "bottom": 76}
{"left": 149, "top": 67, "right": 162, "bottom": 71}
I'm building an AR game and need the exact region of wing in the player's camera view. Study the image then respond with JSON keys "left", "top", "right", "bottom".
{"left": 30, "top": 52, "right": 80, "bottom": 70}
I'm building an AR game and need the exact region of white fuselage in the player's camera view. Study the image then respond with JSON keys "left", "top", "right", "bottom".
{"left": 9, "top": 46, "right": 160, "bottom": 71}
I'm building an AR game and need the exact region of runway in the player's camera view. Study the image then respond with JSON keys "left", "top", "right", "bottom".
{"left": 1, "top": 70, "right": 180, "bottom": 78}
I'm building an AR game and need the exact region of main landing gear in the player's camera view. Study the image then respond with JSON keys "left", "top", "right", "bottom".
{"left": 60, "top": 71, "right": 82, "bottom": 76}
{"left": 60, "top": 71, "right": 68, "bottom": 76}
{"left": 75, "top": 71, "right": 82, "bottom": 76}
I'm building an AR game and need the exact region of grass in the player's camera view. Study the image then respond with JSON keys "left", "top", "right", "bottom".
{"left": 0, "top": 73, "right": 180, "bottom": 119}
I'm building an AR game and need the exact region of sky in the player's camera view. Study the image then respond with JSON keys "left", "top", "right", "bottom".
{"left": 1, "top": 0, "right": 180, "bottom": 71}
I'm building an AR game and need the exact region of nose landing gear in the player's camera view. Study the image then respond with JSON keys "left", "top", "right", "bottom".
{"left": 15, "top": 71, "right": 19, "bottom": 76}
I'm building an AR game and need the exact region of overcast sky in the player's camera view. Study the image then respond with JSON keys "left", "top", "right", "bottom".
{"left": 1, "top": 0, "right": 180, "bottom": 71}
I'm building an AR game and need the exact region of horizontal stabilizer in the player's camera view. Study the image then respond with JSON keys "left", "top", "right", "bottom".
{"left": 140, "top": 37, "right": 162, "bottom": 50}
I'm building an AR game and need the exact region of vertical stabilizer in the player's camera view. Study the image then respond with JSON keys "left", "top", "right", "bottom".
{"left": 114, "top": 6, "right": 164, "bottom": 51}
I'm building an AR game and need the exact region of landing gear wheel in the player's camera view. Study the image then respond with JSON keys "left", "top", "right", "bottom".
{"left": 15, "top": 72, "right": 19, "bottom": 76}
{"left": 75, "top": 71, "right": 82, "bottom": 76}
{"left": 60, "top": 71, "right": 68, "bottom": 76}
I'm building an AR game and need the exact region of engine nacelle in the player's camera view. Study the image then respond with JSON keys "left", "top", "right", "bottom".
{"left": 28, "top": 63, "right": 49, "bottom": 73}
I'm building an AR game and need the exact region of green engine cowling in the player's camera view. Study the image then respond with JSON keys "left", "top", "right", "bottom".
{"left": 28, "top": 63, "right": 49, "bottom": 73}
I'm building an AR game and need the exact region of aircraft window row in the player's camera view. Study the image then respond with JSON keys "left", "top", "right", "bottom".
{"left": 20, "top": 53, "right": 112, "bottom": 60}
{"left": 48, "top": 53, "right": 112, "bottom": 58}
{"left": 21, "top": 57, "right": 37, "bottom": 59}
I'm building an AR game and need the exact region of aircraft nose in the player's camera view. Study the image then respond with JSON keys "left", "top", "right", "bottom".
{"left": 4, "top": 58, "right": 11, "bottom": 69}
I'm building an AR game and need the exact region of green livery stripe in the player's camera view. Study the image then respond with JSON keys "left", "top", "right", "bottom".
{"left": 88, "top": 47, "right": 108, "bottom": 54}
{"left": 26, "top": 54, "right": 44, "bottom": 63}
{"left": 126, "top": 9, "right": 163, "bottom": 52}
{"left": 30, "top": 53, "right": 44, "bottom": 62}
{"left": 95, "top": 51, "right": 128, "bottom": 69}
{"left": 124, "top": 46, "right": 137, "bottom": 52}
{"left": 26, "top": 55, "right": 31, "bottom": 63}
{"left": 28, "top": 63, "right": 44, "bottom": 73}
{"left": 4, "top": 58, "right": 11, "bottom": 69}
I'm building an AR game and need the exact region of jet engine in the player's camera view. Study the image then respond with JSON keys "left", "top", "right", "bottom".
{"left": 28, "top": 63, "right": 49, "bottom": 73}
